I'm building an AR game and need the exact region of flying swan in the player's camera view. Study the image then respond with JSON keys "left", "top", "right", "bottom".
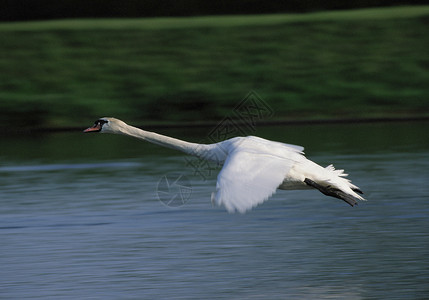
{"left": 84, "top": 117, "right": 364, "bottom": 213}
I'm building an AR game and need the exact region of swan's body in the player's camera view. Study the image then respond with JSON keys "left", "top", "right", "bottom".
{"left": 84, "top": 117, "right": 364, "bottom": 213}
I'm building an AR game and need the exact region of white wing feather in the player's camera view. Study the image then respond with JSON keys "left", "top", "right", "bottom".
{"left": 212, "top": 138, "right": 303, "bottom": 213}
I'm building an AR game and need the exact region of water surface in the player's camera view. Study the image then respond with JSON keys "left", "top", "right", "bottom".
{"left": 1, "top": 122, "right": 428, "bottom": 299}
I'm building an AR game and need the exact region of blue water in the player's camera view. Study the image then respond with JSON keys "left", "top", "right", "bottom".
{"left": 1, "top": 123, "right": 429, "bottom": 299}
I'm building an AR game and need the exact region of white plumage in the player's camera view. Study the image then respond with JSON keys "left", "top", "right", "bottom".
{"left": 84, "top": 117, "right": 365, "bottom": 213}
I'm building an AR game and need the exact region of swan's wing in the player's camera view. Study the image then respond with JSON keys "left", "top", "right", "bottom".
{"left": 247, "top": 136, "right": 305, "bottom": 153}
{"left": 212, "top": 149, "right": 299, "bottom": 213}
{"left": 282, "top": 143, "right": 304, "bottom": 153}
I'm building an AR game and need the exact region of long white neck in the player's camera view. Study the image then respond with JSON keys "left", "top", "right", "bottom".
{"left": 112, "top": 123, "right": 226, "bottom": 162}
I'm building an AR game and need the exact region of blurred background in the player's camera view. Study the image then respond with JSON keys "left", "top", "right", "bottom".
{"left": 1, "top": 0, "right": 428, "bottom": 130}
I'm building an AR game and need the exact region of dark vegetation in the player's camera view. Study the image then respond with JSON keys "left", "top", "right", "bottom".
{"left": 0, "top": 6, "right": 428, "bottom": 130}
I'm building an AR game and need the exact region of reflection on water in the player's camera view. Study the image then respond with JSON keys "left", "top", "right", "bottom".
{"left": 1, "top": 122, "right": 429, "bottom": 299}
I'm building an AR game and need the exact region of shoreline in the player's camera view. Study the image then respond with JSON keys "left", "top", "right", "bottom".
{"left": 3, "top": 116, "right": 428, "bottom": 135}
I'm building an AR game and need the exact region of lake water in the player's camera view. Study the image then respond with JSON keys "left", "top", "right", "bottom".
{"left": 1, "top": 122, "right": 429, "bottom": 299}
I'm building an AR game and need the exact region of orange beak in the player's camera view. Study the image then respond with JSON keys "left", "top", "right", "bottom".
{"left": 83, "top": 123, "right": 102, "bottom": 133}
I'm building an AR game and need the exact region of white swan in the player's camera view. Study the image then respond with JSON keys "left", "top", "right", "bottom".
{"left": 84, "top": 117, "right": 365, "bottom": 213}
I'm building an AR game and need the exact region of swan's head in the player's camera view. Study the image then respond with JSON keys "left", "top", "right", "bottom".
{"left": 83, "top": 117, "right": 128, "bottom": 134}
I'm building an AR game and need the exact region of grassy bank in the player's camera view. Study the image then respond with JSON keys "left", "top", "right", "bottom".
{"left": 1, "top": 6, "right": 429, "bottom": 129}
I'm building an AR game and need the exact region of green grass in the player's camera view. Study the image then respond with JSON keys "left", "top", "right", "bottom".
{"left": 1, "top": 6, "right": 429, "bottom": 129}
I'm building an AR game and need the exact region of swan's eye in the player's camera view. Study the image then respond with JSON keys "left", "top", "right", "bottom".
{"left": 96, "top": 120, "right": 108, "bottom": 126}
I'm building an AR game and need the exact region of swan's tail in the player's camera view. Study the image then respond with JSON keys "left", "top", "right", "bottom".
{"left": 304, "top": 164, "right": 365, "bottom": 206}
